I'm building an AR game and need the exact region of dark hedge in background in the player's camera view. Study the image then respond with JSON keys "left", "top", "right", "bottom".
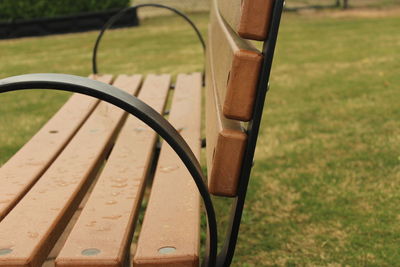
{"left": 0, "top": 0, "right": 131, "bottom": 22}
{"left": 0, "top": 0, "right": 138, "bottom": 39}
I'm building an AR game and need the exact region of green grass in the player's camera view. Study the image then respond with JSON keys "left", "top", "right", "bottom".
{"left": 237, "top": 12, "right": 400, "bottom": 266}
{"left": 1, "top": 9, "right": 400, "bottom": 266}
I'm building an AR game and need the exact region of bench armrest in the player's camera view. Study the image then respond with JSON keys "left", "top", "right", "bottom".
{"left": 0, "top": 73, "right": 217, "bottom": 267}
{"left": 92, "top": 3, "right": 206, "bottom": 79}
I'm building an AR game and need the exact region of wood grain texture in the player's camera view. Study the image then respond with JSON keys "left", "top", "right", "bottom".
{"left": 0, "top": 75, "right": 111, "bottom": 222}
{"left": 206, "top": 52, "right": 248, "bottom": 197}
{"left": 55, "top": 74, "right": 171, "bottom": 267}
{"left": 209, "top": 0, "right": 263, "bottom": 121}
{"left": 0, "top": 75, "right": 139, "bottom": 267}
{"left": 218, "top": 0, "right": 275, "bottom": 40}
{"left": 133, "top": 73, "right": 202, "bottom": 267}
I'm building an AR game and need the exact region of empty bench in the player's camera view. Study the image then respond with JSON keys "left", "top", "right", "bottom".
{"left": 0, "top": 0, "right": 284, "bottom": 266}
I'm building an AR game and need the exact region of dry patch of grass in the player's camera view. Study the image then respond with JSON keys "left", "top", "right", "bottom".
{"left": 317, "top": 7, "right": 400, "bottom": 18}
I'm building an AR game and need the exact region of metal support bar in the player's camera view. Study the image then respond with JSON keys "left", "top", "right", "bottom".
{"left": 0, "top": 73, "right": 217, "bottom": 267}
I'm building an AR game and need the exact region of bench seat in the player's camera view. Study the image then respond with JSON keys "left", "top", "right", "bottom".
{"left": 0, "top": 73, "right": 202, "bottom": 267}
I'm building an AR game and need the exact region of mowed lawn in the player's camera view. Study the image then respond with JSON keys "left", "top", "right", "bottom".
{"left": 1, "top": 9, "right": 400, "bottom": 266}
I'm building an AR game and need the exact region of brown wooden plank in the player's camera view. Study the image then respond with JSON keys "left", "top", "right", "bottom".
{"left": 209, "top": 0, "right": 263, "bottom": 121}
{"left": 133, "top": 73, "right": 202, "bottom": 267}
{"left": 206, "top": 52, "right": 248, "bottom": 197}
{"left": 218, "top": 0, "right": 275, "bottom": 40}
{"left": 0, "top": 75, "right": 112, "bottom": 221}
{"left": 0, "top": 75, "right": 141, "bottom": 267}
{"left": 55, "top": 74, "right": 171, "bottom": 267}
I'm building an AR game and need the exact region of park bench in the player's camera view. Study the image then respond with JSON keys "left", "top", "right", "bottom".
{"left": 0, "top": 0, "right": 284, "bottom": 266}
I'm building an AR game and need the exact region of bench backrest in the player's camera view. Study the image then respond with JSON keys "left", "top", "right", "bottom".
{"left": 218, "top": 0, "right": 275, "bottom": 41}
{"left": 206, "top": 0, "right": 279, "bottom": 197}
{"left": 205, "top": 0, "right": 284, "bottom": 264}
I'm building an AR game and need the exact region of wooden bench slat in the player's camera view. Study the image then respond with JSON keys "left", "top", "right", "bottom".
{"left": 206, "top": 56, "right": 247, "bottom": 197}
{"left": 55, "top": 74, "right": 171, "bottom": 267}
{"left": 0, "top": 75, "right": 141, "bottom": 267}
{"left": 133, "top": 73, "right": 202, "bottom": 267}
{"left": 218, "top": 0, "right": 275, "bottom": 41}
{"left": 209, "top": 0, "right": 263, "bottom": 121}
{"left": 0, "top": 75, "right": 111, "bottom": 221}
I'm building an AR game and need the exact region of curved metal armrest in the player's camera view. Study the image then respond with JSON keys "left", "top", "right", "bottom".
{"left": 92, "top": 3, "right": 206, "bottom": 81}
{"left": 0, "top": 73, "right": 217, "bottom": 267}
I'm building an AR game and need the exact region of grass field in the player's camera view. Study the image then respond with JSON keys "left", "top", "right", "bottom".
{"left": 287, "top": 0, "right": 400, "bottom": 9}
{"left": 1, "top": 8, "right": 400, "bottom": 266}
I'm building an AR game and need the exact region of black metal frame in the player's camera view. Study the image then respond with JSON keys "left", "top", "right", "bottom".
{"left": 0, "top": 0, "right": 284, "bottom": 266}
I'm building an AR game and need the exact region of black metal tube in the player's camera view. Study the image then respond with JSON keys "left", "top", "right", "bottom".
{"left": 92, "top": 4, "right": 206, "bottom": 75}
{"left": 0, "top": 73, "right": 217, "bottom": 267}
